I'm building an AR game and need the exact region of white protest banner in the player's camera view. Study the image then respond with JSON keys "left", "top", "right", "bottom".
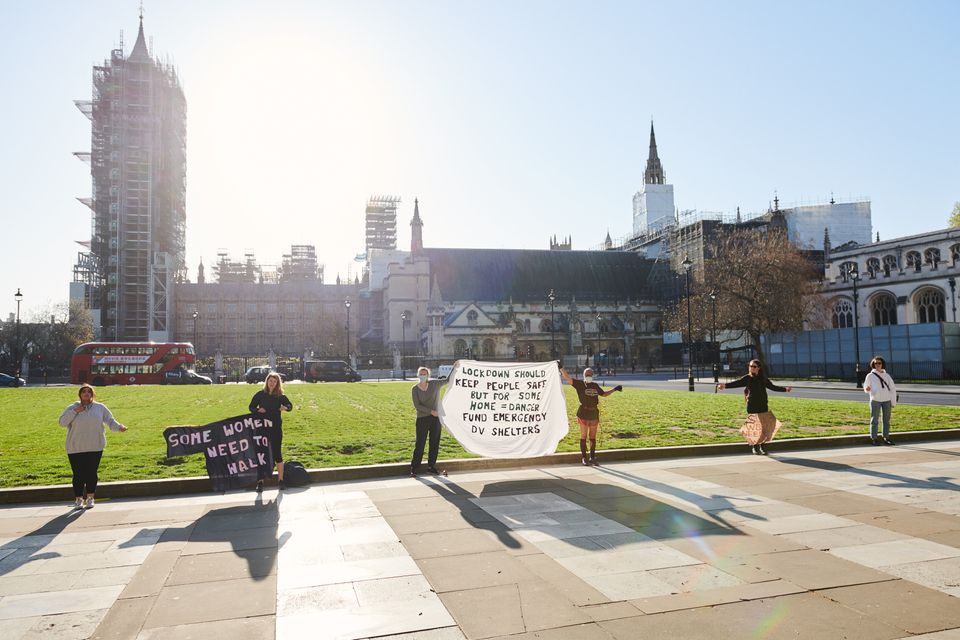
{"left": 438, "top": 360, "right": 568, "bottom": 458}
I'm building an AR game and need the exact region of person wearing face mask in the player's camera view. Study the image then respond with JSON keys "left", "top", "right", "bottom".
{"left": 410, "top": 362, "right": 459, "bottom": 476}
{"left": 58, "top": 384, "right": 129, "bottom": 509}
{"left": 559, "top": 365, "right": 622, "bottom": 465}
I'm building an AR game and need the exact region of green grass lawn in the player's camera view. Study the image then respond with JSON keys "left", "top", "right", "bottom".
{"left": 1, "top": 383, "right": 958, "bottom": 488}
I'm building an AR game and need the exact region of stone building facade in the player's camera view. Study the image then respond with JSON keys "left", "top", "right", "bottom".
{"left": 367, "top": 203, "right": 667, "bottom": 367}
{"left": 173, "top": 281, "right": 361, "bottom": 358}
{"left": 820, "top": 227, "right": 960, "bottom": 329}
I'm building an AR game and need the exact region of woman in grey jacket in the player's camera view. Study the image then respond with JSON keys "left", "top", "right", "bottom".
{"left": 58, "top": 384, "right": 128, "bottom": 509}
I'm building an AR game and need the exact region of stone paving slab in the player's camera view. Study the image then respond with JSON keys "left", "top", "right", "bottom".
{"left": 1, "top": 439, "right": 959, "bottom": 639}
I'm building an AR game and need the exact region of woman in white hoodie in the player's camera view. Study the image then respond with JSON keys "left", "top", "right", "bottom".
{"left": 58, "top": 384, "right": 128, "bottom": 509}
{"left": 863, "top": 356, "right": 897, "bottom": 445}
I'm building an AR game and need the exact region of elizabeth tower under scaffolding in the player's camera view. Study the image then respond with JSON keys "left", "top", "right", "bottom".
{"left": 72, "top": 16, "right": 186, "bottom": 341}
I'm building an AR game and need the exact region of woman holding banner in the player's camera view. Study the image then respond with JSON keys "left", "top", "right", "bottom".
{"left": 249, "top": 372, "right": 293, "bottom": 491}
{"left": 559, "top": 366, "right": 622, "bottom": 465}
{"left": 411, "top": 362, "right": 462, "bottom": 476}
{"left": 58, "top": 383, "right": 128, "bottom": 509}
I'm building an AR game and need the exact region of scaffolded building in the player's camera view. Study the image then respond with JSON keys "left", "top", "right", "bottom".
{"left": 72, "top": 16, "right": 186, "bottom": 341}
{"left": 365, "top": 196, "right": 400, "bottom": 252}
{"left": 281, "top": 245, "right": 322, "bottom": 282}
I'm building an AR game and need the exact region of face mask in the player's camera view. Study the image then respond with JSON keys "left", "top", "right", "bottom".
{"left": 584, "top": 376, "right": 593, "bottom": 384}
{"left": 418, "top": 375, "right": 429, "bottom": 383}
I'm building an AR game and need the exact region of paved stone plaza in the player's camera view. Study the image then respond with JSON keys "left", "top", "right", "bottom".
{"left": 2, "top": 440, "right": 960, "bottom": 639}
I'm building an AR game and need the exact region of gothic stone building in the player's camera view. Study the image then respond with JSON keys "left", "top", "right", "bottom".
{"left": 367, "top": 202, "right": 666, "bottom": 367}
{"left": 821, "top": 227, "right": 960, "bottom": 328}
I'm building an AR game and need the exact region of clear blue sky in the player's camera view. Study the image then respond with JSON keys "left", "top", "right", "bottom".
{"left": 2, "top": 0, "right": 958, "bottom": 321}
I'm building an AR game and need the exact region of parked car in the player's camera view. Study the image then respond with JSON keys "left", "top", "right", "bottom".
{"left": 244, "top": 366, "right": 285, "bottom": 384}
{"left": 0, "top": 373, "right": 26, "bottom": 387}
{"left": 304, "top": 360, "right": 361, "bottom": 383}
{"left": 162, "top": 368, "right": 212, "bottom": 385}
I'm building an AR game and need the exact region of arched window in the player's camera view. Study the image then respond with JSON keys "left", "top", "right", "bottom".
{"left": 539, "top": 318, "right": 553, "bottom": 332}
{"left": 839, "top": 261, "right": 858, "bottom": 280}
{"left": 523, "top": 319, "right": 531, "bottom": 333}
{"left": 453, "top": 339, "right": 468, "bottom": 357}
{"left": 906, "top": 251, "right": 922, "bottom": 272}
{"left": 924, "top": 247, "right": 941, "bottom": 269}
{"left": 870, "top": 294, "right": 897, "bottom": 326}
{"left": 866, "top": 258, "right": 881, "bottom": 278}
{"left": 950, "top": 244, "right": 960, "bottom": 265}
{"left": 466, "top": 310, "right": 478, "bottom": 326}
{"left": 831, "top": 299, "right": 854, "bottom": 329}
{"left": 914, "top": 288, "right": 946, "bottom": 323}
{"left": 882, "top": 255, "right": 898, "bottom": 276}
{"left": 482, "top": 339, "right": 495, "bottom": 358}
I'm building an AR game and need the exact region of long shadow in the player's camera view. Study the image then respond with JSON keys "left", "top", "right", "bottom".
{"left": 593, "top": 465, "right": 768, "bottom": 529}
{"left": 412, "top": 475, "right": 524, "bottom": 549}
{"left": 774, "top": 452, "right": 960, "bottom": 493}
{"left": 112, "top": 491, "right": 288, "bottom": 582}
{"left": 895, "top": 443, "right": 960, "bottom": 458}
{"left": 0, "top": 510, "right": 86, "bottom": 576}
{"left": 415, "top": 469, "right": 746, "bottom": 554}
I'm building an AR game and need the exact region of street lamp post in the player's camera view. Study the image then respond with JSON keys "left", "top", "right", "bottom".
{"left": 949, "top": 277, "right": 957, "bottom": 322}
{"left": 595, "top": 313, "right": 602, "bottom": 373}
{"left": 14, "top": 288, "right": 23, "bottom": 382}
{"left": 547, "top": 289, "right": 556, "bottom": 360}
{"left": 681, "top": 257, "right": 695, "bottom": 392}
{"left": 192, "top": 310, "right": 199, "bottom": 357}
{"left": 400, "top": 310, "right": 408, "bottom": 380}
{"left": 344, "top": 299, "right": 352, "bottom": 364}
{"left": 850, "top": 267, "right": 862, "bottom": 388}
{"left": 709, "top": 291, "right": 718, "bottom": 384}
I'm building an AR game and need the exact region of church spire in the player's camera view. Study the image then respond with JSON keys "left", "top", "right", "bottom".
{"left": 643, "top": 120, "right": 665, "bottom": 185}
{"left": 129, "top": 6, "right": 150, "bottom": 61}
{"left": 410, "top": 197, "right": 424, "bottom": 255}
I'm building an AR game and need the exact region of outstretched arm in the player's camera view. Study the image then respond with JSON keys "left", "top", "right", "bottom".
{"left": 559, "top": 366, "right": 573, "bottom": 384}
{"left": 765, "top": 378, "right": 790, "bottom": 393}
{"left": 718, "top": 375, "right": 748, "bottom": 391}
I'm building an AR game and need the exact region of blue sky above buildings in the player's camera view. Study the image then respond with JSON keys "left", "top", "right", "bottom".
{"left": 1, "top": 0, "right": 958, "bottom": 319}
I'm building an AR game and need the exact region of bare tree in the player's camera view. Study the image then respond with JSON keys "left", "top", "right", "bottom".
{"left": 665, "top": 226, "right": 825, "bottom": 369}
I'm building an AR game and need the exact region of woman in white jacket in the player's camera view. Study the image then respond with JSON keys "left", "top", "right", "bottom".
{"left": 58, "top": 384, "right": 128, "bottom": 509}
{"left": 863, "top": 356, "right": 897, "bottom": 445}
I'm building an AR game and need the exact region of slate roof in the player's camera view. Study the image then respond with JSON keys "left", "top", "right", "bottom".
{"left": 422, "top": 248, "right": 660, "bottom": 303}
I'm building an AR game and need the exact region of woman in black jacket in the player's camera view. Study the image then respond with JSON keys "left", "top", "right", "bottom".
{"left": 249, "top": 372, "right": 293, "bottom": 490}
{"left": 718, "top": 359, "right": 792, "bottom": 455}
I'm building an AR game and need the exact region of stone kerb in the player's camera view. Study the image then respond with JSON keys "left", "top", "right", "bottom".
{"left": 1, "top": 428, "right": 958, "bottom": 505}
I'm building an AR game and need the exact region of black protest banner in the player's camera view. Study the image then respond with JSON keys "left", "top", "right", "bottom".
{"left": 164, "top": 414, "right": 274, "bottom": 492}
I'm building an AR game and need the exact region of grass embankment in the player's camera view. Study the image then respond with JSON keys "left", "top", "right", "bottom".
{"left": 1, "top": 383, "right": 958, "bottom": 488}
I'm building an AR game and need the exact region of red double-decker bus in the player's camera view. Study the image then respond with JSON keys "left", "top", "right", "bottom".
{"left": 70, "top": 342, "right": 196, "bottom": 386}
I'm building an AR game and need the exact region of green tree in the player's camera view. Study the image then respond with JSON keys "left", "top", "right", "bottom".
{"left": 949, "top": 201, "right": 960, "bottom": 228}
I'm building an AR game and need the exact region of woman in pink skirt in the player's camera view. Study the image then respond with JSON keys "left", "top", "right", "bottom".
{"left": 718, "top": 359, "right": 792, "bottom": 455}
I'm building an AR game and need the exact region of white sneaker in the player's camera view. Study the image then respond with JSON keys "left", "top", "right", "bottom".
{"left": 85, "top": 497, "right": 95, "bottom": 509}
{"left": 74, "top": 497, "right": 84, "bottom": 510}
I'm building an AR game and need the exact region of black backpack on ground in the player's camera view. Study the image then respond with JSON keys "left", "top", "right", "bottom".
{"left": 284, "top": 461, "right": 311, "bottom": 487}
